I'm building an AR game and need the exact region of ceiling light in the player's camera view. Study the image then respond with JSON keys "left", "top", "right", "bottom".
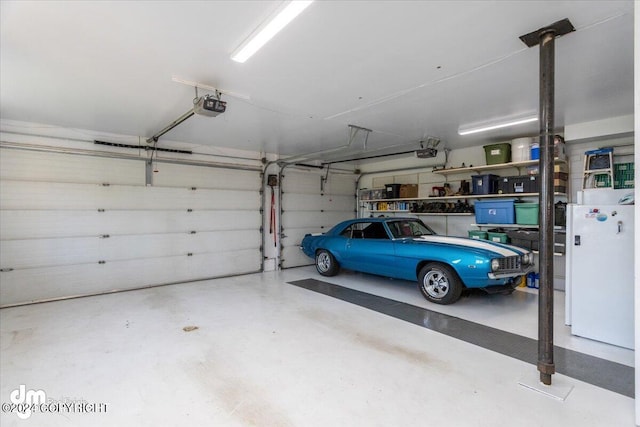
{"left": 458, "top": 115, "right": 538, "bottom": 136}
{"left": 231, "top": 1, "right": 314, "bottom": 63}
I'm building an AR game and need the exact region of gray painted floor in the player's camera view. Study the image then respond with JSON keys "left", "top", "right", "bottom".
{"left": 0, "top": 267, "right": 635, "bottom": 426}
{"left": 289, "top": 278, "right": 633, "bottom": 397}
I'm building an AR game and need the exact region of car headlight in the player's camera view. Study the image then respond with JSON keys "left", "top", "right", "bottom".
{"left": 491, "top": 259, "right": 500, "bottom": 272}
{"left": 522, "top": 252, "right": 533, "bottom": 265}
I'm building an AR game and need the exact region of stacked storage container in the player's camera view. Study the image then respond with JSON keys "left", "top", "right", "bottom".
{"left": 515, "top": 203, "right": 539, "bottom": 225}
{"left": 474, "top": 199, "right": 516, "bottom": 224}
{"left": 472, "top": 174, "right": 499, "bottom": 195}
{"left": 483, "top": 143, "right": 511, "bottom": 165}
{"left": 614, "top": 163, "right": 635, "bottom": 189}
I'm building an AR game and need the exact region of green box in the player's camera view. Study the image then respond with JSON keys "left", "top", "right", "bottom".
{"left": 487, "top": 231, "right": 509, "bottom": 243}
{"left": 483, "top": 143, "right": 511, "bottom": 165}
{"left": 594, "top": 174, "right": 612, "bottom": 188}
{"left": 515, "top": 203, "right": 539, "bottom": 225}
{"left": 614, "top": 163, "right": 634, "bottom": 189}
{"left": 468, "top": 230, "right": 488, "bottom": 240}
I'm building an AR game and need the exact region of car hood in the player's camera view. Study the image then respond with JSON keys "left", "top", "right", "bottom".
{"left": 413, "top": 235, "right": 525, "bottom": 257}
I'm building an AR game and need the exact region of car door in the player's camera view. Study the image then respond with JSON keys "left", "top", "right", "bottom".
{"left": 388, "top": 220, "right": 434, "bottom": 281}
{"left": 342, "top": 221, "right": 397, "bottom": 277}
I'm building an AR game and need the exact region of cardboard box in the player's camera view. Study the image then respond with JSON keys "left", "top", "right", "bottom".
{"left": 554, "top": 172, "right": 568, "bottom": 180}
{"left": 554, "top": 186, "right": 567, "bottom": 194}
{"left": 554, "top": 163, "right": 569, "bottom": 174}
{"left": 399, "top": 184, "right": 418, "bottom": 198}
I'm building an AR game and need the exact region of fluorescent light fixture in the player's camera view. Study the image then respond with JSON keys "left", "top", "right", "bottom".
{"left": 231, "top": 1, "right": 314, "bottom": 63}
{"left": 458, "top": 115, "right": 538, "bottom": 136}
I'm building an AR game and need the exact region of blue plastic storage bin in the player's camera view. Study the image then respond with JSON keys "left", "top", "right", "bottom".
{"left": 530, "top": 143, "right": 540, "bottom": 160}
{"left": 474, "top": 199, "right": 516, "bottom": 224}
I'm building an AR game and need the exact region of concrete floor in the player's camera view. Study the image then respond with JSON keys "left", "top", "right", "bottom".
{"left": 0, "top": 266, "right": 635, "bottom": 426}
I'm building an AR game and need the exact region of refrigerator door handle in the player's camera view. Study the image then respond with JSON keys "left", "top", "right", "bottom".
{"left": 617, "top": 221, "right": 622, "bottom": 234}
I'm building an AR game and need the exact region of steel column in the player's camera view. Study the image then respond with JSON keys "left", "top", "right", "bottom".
{"left": 519, "top": 18, "right": 574, "bottom": 386}
{"left": 538, "top": 29, "right": 556, "bottom": 386}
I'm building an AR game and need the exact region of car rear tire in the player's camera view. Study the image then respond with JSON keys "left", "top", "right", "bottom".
{"left": 316, "top": 249, "right": 339, "bottom": 277}
{"left": 418, "top": 262, "right": 463, "bottom": 305}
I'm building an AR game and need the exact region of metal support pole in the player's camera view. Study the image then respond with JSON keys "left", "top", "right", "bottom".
{"left": 538, "top": 29, "right": 556, "bottom": 386}
{"left": 520, "top": 17, "right": 574, "bottom": 387}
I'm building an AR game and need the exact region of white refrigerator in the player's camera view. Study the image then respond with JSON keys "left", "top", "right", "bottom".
{"left": 565, "top": 202, "right": 634, "bottom": 349}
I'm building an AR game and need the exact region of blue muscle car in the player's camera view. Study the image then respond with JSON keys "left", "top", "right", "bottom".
{"left": 300, "top": 217, "right": 534, "bottom": 304}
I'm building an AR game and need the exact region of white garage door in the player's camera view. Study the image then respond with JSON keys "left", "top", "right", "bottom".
{"left": 280, "top": 167, "right": 356, "bottom": 268}
{"left": 0, "top": 148, "right": 262, "bottom": 307}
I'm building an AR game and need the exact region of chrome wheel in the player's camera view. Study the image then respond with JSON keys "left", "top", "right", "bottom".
{"left": 418, "top": 262, "right": 462, "bottom": 305}
{"left": 422, "top": 269, "right": 450, "bottom": 299}
{"left": 315, "top": 249, "right": 339, "bottom": 276}
{"left": 317, "top": 252, "right": 331, "bottom": 273}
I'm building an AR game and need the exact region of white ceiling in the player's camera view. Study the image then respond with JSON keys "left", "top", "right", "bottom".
{"left": 0, "top": 1, "right": 634, "bottom": 162}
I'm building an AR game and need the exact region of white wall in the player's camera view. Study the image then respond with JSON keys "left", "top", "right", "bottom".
{"left": 357, "top": 146, "right": 487, "bottom": 237}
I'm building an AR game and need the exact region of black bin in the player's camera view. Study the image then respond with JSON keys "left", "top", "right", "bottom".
{"left": 384, "top": 184, "right": 402, "bottom": 199}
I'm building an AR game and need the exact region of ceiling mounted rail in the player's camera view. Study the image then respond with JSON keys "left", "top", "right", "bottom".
{"left": 277, "top": 124, "right": 373, "bottom": 166}
{"left": 146, "top": 86, "right": 228, "bottom": 144}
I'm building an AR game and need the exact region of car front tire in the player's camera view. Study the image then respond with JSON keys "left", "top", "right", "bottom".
{"left": 418, "top": 262, "right": 463, "bottom": 305}
{"left": 316, "top": 249, "right": 339, "bottom": 277}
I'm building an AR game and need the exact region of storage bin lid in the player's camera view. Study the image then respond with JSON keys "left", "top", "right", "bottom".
{"left": 474, "top": 198, "right": 515, "bottom": 204}
{"left": 483, "top": 142, "right": 511, "bottom": 149}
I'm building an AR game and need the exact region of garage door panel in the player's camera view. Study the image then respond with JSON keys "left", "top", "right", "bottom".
{"left": 280, "top": 214, "right": 320, "bottom": 230}
{"left": 282, "top": 194, "right": 354, "bottom": 213}
{"left": 1, "top": 181, "right": 260, "bottom": 210}
{"left": 322, "top": 175, "right": 357, "bottom": 194}
{"left": 281, "top": 172, "right": 323, "bottom": 194}
{"left": 281, "top": 211, "right": 352, "bottom": 230}
{"left": 282, "top": 193, "right": 323, "bottom": 211}
{"left": 0, "top": 149, "right": 143, "bottom": 185}
{"left": 280, "top": 169, "right": 356, "bottom": 269}
{"left": 1, "top": 230, "right": 260, "bottom": 269}
{"left": 1, "top": 237, "right": 101, "bottom": 269}
{"left": 324, "top": 211, "right": 355, "bottom": 226}
{"left": 1, "top": 148, "right": 263, "bottom": 305}
{"left": 99, "top": 231, "right": 260, "bottom": 260}
{"left": 0, "top": 249, "right": 262, "bottom": 307}
{"left": 0, "top": 210, "right": 261, "bottom": 239}
{"left": 321, "top": 194, "right": 356, "bottom": 211}
{"left": 282, "top": 229, "right": 323, "bottom": 246}
{"left": 282, "top": 246, "right": 313, "bottom": 268}
{"left": 152, "top": 163, "right": 260, "bottom": 190}
{"left": 281, "top": 171, "right": 355, "bottom": 195}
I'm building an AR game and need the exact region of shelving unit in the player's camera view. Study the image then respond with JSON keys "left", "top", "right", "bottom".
{"left": 415, "top": 212, "right": 474, "bottom": 216}
{"left": 368, "top": 211, "right": 473, "bottom": 216}
{"left": 533, "top": 250, "right": 564, "bottom": 257}
{"left": 471, "top": 223, "right": 565, "bottom": 229}
{"left": 358, "top": 157, "right": 570, "bottom": 242}
{"left": 363, "top": 192, "right": 566, "bottom": 203}
{"left": 432, "top": 158, "right": 566, "bottom": 176}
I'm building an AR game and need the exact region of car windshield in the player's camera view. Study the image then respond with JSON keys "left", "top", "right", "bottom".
{"left": 387, "top": 220, "right": 436, "bottom": 239}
